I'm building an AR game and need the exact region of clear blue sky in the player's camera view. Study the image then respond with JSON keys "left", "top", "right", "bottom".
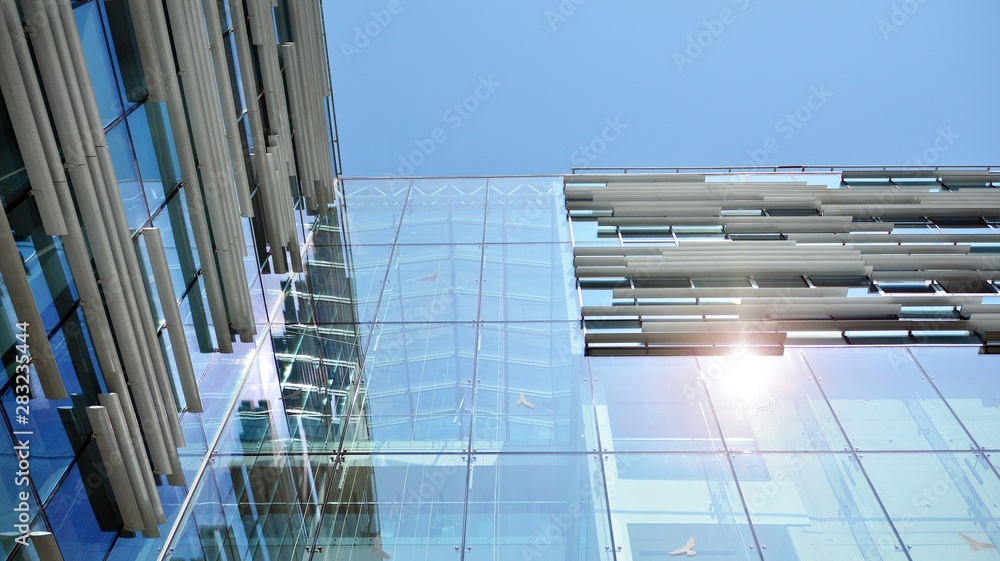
{"left": 324, "top": 0, "right": 999, "bottom": 176}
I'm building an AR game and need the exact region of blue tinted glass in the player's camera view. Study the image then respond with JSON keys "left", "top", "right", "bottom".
{"left": 591, "top": 356, "right": 724, "bottom": 452}
{"left": 485, "top": 176, "right": 567, "bottom": 243}
{"left": 342, "top": 323, "right": 476, "bottom": 452}
{"left": 472, "top": 322, "right": 591, "bottom": 452}
{"left": 397, "top": 178, "right": 487, "bottom": 244}
{"left": 910, "top": 347, "right": 1000, "bottom": 450}
{"left": 607, "top": 453, "right": 758, "bottom": 560}
{"left": 464, "top": 454, "right": 613, "bottom": 559}
{"left": 74, "top": 2, "right": 123, "bottom": 125}
{"left": 1, "top": 378, "right": 74, "bottom": 503}
{"left": 862, "top": 452, "right": 1000, "bottom": 559}
{"left": 43, "top": 446, "right": 118, "bottom": 558}
{"left": 376, "top": 244, "right": 482, "bottom": 323}
{"left": 128, "top": 103, "right": 179, "bottom": 209}
{"left": 342, "top": 178, "right": 411, "bottom": 245}
{"left": 480, "top": 242, "right": 577, "bottom": 321}
{"left": 105, "top": 123, "right": 149, "bottom": 229}
{"left": 804, "top": 347, "right": 974, "bottom": 451}
{"left": 699, "top": 352, "right": 849, "bottom": 452}
{"left": 6, "top": 197, "right": 77, "bottom": 331}
{"left": 0, "top": 427, "right": 41, "bottom": 549}
{"left": 732, "top": 453, "right": 902, "bottom": 559}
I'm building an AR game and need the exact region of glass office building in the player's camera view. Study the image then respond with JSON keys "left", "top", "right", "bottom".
{"left": 1, "top": 2, "right": 1000, "bottom": 561}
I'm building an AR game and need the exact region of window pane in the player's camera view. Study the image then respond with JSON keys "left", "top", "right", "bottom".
{"left": 700, "top": 352, "right": 849, "bottom": 452}
{"left": 128, "top": 103, "right": 179, "bottom": 210}
{"left": 805, "top": 348, "right": 975, "bottom": 451}
{"left": 106, "top": 122, "right": 149, "bottom": 229}
{"left": 74, "top": 2, "right": 123, "bottom": 125}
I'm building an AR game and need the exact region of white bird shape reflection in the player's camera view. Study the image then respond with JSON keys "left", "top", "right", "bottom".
{"left": 369, "top": 535, "right": 391, "bottom": 559}
{"left": 756, "top": 398, "right": 776, "bottom": 413}
{"left": 669, "top": 535, "right": 697, "bottom": 556}
{"left": 516, "top": 391, "right": 535, "bottom": 409}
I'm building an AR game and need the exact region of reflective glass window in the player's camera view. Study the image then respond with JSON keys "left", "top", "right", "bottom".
{"left": 606, "top": 453, "right": 758, "bottom": 560}
{"left": 700, "top": 352, "right": 849, "bottom": 452}
{"left": 804, "top": 348, "right": 975, "bottom": 451}
{"left": 128, "top": 103, "right": 180, "bottom": 209}
{"left": 910, "top": 347, "right": 1000, "bottom": 450}
{"left": 591, "top": 356, "right": 724, "bottom": 452}
{"left": 43, "top": 445, "right": 119, "bottom": 559}
{"left": 732, "top": 453, "right": 903, "bottom": 559}
{"left": 74, "top": 2, "right": 123, "bottom": 125}
{"left": 106, "top": 122, "right": 149, "bottom": 229}
{"left": 862, "top": 452, "right": 1000, "bottom": 559}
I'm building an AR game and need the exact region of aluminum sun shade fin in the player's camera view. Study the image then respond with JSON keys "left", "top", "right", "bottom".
{"left": 0, "top": 0, "right": 167, "bottom": 495}
{"left": 165, "top": 0, "right": 256, "bottom": 341}
{"left": 201, "top": 0, "right": 254, "bottom": 219}
{"left": 141, "top": 0, "right": 234, "bottom": 353}
{"left": 50, "top": 0, "right": 187, "bottom": 451}
{"left": 568, "top": 174, "right": 1000, "bottom": 354}
{"left": 142, "top": 228, "right": 203, "bottom": 413}
{"left": 86, "top": 406, "right": 145, "bottom": 533}
{"left": 0, "top": 192, "right": 65, "bottom": 399}
{"left": 27, "top": 533, "right": 64, "bottom": 561}
{"left": 0, "top": 23, "right": 67, "bottom": 237}
{"left": 230, "top": 0, "right": 294, "bottom": 271}
{"left": 97, "top": 394, "right": 162, "bottom": 537}
{"left": 15, "top": 0, "right": 174, "bottom": 473}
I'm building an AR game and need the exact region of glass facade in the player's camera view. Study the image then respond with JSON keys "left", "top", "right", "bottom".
{"left": 0, "top": 0, "right": 998, "bottom": 560}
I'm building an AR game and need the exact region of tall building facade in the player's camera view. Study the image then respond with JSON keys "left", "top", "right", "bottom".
{"left": 1, "top": 3, "right": 1000, "bottom": 561}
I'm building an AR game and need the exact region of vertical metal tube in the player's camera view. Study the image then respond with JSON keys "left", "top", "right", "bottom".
{"left": 86, "top": 406, "right": 145, "bottom": 532}
{"left": 143, "top": 228, "right": 203, "bottom": 412}
{"left": 97, "top": 393, "right": 160, "bottom": 537}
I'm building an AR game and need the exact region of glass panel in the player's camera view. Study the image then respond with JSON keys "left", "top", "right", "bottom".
{"left": 591, "top": 356, "right": 724, "bottom": 452}
{"left": 465, "top": 454, "right": 613, "bottom": 560}
{"left": 6, "top": 197, "right": 78, "bottom": 332}
{"left": 732, "top": 453, "right": 903, "bottom": 560}
{"left": 607, "top": 453, "right": 759, "bottom": 560}
{"left": 480, "top": 242, "right": 578, "bottom": 321}
{"left": 343, "top": 323, "right": 476, "bottom": 452}
{"left": 1, "top": 374, "right": 74, "bottom": 503}
{"left": 42, "top": 450, "right": 119, "bottom": 559}
{"left": 0, "top": 90, "right": 28, "bottom": 206}
{"left": 804, "top": 348, "right": 975, "bottom": 451}
{"left": 700, "top": 352, "right": 849, "bottom": 452}
{"left": 376, "top": 244, "right": 482, "bottom": 323}
{"left": 396, "top": 178, "right": 487, "bottom": 244}
{"left": 342, "top": 178, "right": 411, "bottom": 246}
{"left": 472, "top": 322, "right": 591, "bottom": 452}
{"left": 342, "top": 243, "right": 393, "bottom": 324}
{"left": 317, "top": 454, "right": 467, "bottom": 557}
{"left": 128, "top": 104, "right": 179, "bottom": 210}
{"left": 862, "top": 452, "right": 1000, "bottom": 559}
{"left": 910, "top": 347, "right": 1000, "bottom": 450}
{"left": 74, "top": 2, "right": 123, "bottom": 124}
{"left": 106, "top": 122, "right": 149, "bottom": 229}
{"left": 485, "top": 176, "right": 567, "bottom": 243}
{"left": 152, "top": 192, "right": 199, "bottom": 302}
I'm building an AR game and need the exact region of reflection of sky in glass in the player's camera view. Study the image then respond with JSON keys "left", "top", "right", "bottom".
{"left": 153, "top": 178, "right": 1000, "bottom": 561}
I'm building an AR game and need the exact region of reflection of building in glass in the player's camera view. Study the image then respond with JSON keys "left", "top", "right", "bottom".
{"left": 2, "top": 0, "right": 1000, "bottom": 560}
